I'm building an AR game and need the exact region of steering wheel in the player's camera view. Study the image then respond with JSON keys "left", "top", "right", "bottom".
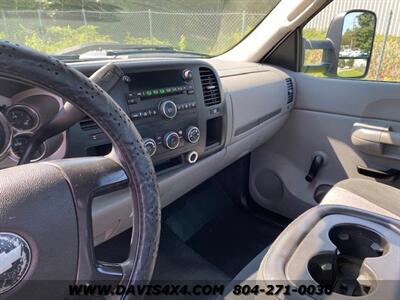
{"left": 0, "top": 41, "right": 161, "bottom": 299}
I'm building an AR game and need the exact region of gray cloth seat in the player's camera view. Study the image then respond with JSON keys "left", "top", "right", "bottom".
{"left": 321, "top": 178, "right": 400, "bottom": 219}
{"left": 222, "top": 247, "right": 269, "bottom": 299}
{"left": 224, "top": 178, "right": 400, "bottom": 299}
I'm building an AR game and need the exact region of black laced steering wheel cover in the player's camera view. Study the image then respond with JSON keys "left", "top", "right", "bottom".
{"left": 0, "top": 41, "right": 161, "bottom": 294}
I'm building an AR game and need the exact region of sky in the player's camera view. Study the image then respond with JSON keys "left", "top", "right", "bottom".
{"left": 342, "top": 12, "right": 362, "bottom": 33}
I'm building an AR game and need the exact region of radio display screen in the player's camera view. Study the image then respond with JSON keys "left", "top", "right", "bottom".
{"left": 128, "top": 69, "right": 185, "bottom": 92}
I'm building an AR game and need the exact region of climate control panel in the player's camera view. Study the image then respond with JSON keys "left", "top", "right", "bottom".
{"left": 141, "top": 122, "right": 200, "bottom": 155}
{"left": 142, "top": 124, "right": 201, "bottom": 158}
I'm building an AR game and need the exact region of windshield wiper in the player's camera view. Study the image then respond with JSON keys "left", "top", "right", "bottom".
{"left": 55, "top": 42, "right": 137, "bottom": 56}
{"left": 53, "top": 42, "right": 209, "bottom": 61}
{"left": 52, "top": 54, "right": 81, "bottom": 62}
{"left": 105, "top": 46, "right": 210, "bottom": 58}
{"left": 106, "top": 45, "right": 174, "bottom": 55}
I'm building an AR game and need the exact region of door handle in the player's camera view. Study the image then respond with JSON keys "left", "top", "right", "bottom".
{"left": 357, "top": 166, "right": 400, "bottom": 180}
{"left": 352, "top": 123, "right": 400, "bottom": 147}
{"left": 351, "top": 123, "right": 400, "bottom": 159}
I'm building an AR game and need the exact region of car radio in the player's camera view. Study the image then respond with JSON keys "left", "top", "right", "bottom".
{"left": 122, "top": 68, "right": 203, "bottom": 164}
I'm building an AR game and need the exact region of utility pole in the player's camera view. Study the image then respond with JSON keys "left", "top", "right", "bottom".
{"left": 37, "top": 9, "right": 43, "bottom": 38}
{"left": 82, "top": 8, "right": 89, "bottom": 43}
{"left": 1, "top": 10, "right": 9, "bottom": 37}
{"left": 241, "top": 11, "right": 247, "bottom": 38}
{"left": 376, "top": 10, "right": 393, "bottom": 80}
{"left": 148, "top": 9, "right": 153, "bottom": 44}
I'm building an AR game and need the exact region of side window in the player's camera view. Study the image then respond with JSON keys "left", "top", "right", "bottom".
{"left": 302, "top": 0, "right": 400, "bottom": 83}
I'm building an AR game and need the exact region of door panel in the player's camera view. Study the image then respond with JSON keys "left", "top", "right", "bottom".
{"left": 249, "top": 73, "right": 400, "bottom": 219}
{"left": 295, "top": 73, "right": 400, "bottom": 121}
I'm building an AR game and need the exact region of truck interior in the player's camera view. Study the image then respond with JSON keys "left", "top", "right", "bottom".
{"left": 0, "top": 0, "right": 399, "bottom": 299}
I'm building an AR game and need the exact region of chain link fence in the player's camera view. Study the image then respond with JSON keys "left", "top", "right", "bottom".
{"left": 0, "top": 9, "right": 265, "bottom": 54}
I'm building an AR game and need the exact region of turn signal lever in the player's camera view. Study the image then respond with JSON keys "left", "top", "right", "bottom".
{"left": 18, "top": 63, "right": 124, "bottom": 165}
{"left": 305, "top": 154, "right": 324, "bottom": 182}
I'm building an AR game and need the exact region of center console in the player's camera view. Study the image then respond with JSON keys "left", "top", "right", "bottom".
{"left": 68, "top": 61, "right": 226, "bottom": 172}
{"left": 259, "top": 205, "right": 400, "bottom": 299}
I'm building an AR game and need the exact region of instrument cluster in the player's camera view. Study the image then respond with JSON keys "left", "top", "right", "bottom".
{"left": 0, "top": 104, "right": 44, "bottom": 161}
{"left": 0, "top": 85, "right": 66, "bottom": 168}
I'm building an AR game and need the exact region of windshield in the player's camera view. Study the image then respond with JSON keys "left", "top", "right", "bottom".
{"left": 0, "top": 1, "right": 280, "bottom": 60}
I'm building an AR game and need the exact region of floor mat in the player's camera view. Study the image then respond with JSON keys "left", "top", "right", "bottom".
{"left": 186, "top": 206, "right": 285, "bottom": 278}
{"left": 152, "top": 226, "right": 229, "bottom": 283}
{"left": 96, "top": 179, "right": 288, "bottom": 286}
{"left": 164, "top": 182, "right": 233, "bottom": 242}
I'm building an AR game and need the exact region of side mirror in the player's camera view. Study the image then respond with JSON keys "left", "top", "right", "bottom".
{"left": 331, "top": 10, "right": 376, "bottom": 78}
{"left": 303, "top": 10, "right": 376, "bottom": 78}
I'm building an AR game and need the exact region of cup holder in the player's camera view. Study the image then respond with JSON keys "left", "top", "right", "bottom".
{"left": 308, "top": 224, "right": 388, "bottom": 297}
{"left": 329, "top": 224, "right": 388, "bottom": 258}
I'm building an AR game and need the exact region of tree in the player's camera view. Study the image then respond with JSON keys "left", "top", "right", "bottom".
{"left": 353, "top": 12, "right": 375, "bottom": 53}
{"left": 342, "top": 29, "right": 353, "bottom": 48}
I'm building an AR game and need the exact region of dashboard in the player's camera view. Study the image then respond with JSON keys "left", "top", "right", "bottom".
{"left": 0, "top": 58, "right": 295, "bottom": 244}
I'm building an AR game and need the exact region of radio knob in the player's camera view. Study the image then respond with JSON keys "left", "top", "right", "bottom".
{"left": 164, "top": 131, "right": 180, "bottom": 150}
{"left": 159, "top": 100, "right": 177, "bottom": 119}
{"left": 182, "top": 69, "right": 193, "bottom": 81}
{"left": 185, "top": 126, "right": 200, "bottom": 144}
{"left": 143, "top": 138, "right": 157, "bottom": 157}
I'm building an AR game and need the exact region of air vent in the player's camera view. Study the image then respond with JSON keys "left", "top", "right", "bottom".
{"left": 80, "top": 116, "right": 99, "bottom": 131}
{"left": 199, "top": 67, "right": 221, "bottom": 106}
{"left": 285, "top": 77, "right": 294, "bottom": 104}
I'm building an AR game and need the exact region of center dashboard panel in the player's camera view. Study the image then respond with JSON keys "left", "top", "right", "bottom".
{"left": 68, "top": 61, "right": 226, "bottom": 172}
{"left": 126, "top": 68, "right": 201, "bottom": 163}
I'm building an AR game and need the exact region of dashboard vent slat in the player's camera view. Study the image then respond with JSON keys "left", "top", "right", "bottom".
{"left": 199, "top": 67, "right": 221, "bottom": 107}
{"left": 285, "top": 78, "right": 294, "bottom": 104}
{"left": 80, "top": 117, "right": 99, "bottom": 131}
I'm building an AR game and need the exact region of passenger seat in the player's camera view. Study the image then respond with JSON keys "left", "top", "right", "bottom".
{"left": 321, "top": 178, "right": 400, "bottom": 220}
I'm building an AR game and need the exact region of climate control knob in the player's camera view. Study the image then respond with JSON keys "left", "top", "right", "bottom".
{"left": 159, "top": 100, "right": 177, "bottom": 119}
{"left": 143, "top": 138, "right": 157, "bottom": 157}
{"left": 163, "top": 131, "right": 180, "bottom": 150}
{"left": 185, "top": 126, "right": 200, "bottom": 144}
